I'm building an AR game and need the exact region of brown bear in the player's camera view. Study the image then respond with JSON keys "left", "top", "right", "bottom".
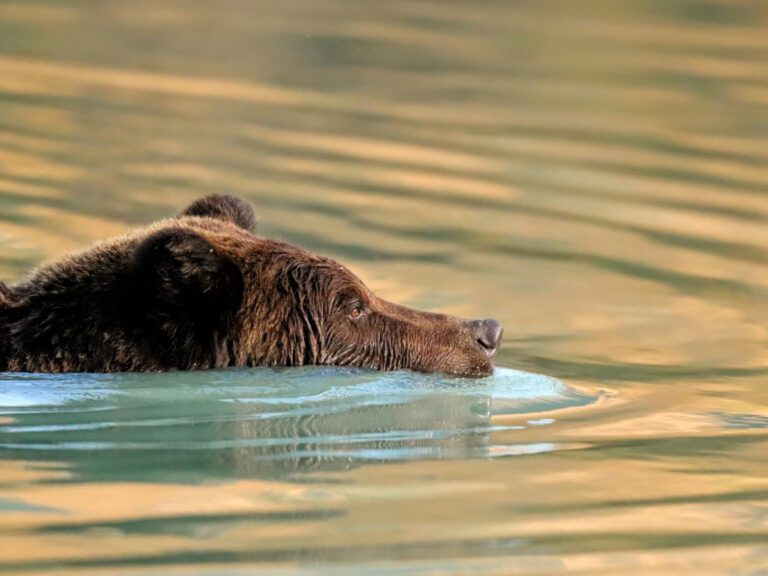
{"left": 0, "top": 195, "right": 502, "bottom": 376}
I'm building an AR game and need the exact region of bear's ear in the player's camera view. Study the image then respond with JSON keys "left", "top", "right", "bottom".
{"left": 178, "top": 194, "right": 256, "bottom": 233}
{"left": 0, "top": 281, "right": 11, "bottom": 307}
{"left": 132, "top": 228, "right": 243, "bottom": 321}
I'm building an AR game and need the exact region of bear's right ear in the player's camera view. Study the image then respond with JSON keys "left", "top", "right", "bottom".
{"left": 178, "top": 194, "right": 256, "bottom": 233}
{"left": 132, "top": 228, "right": 244, "bottom": 322}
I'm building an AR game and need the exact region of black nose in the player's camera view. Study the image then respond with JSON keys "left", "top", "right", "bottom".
{"left": 467, "top": 319, "right": 503, "bottom": 355}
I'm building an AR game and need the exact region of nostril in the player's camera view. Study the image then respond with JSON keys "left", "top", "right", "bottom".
{"left": 476, "top": 336, "right": 493, "bottom": 351}
{"left": 468, "top": 319, "right": 504, "bottom": 355}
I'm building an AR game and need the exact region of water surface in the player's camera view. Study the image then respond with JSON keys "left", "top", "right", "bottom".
{"left": 0, "top": 367, "right": 594, "bottom": 480}
{"left": 1, "top": 0, "right": 768, "bottom": 574}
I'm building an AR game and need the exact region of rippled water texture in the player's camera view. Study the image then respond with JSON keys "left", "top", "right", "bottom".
{"left": 1, "top": 1, "right": 768, "bottom": 574}
{"left": 0, "top": 368, "right": 594, "bottom": 479}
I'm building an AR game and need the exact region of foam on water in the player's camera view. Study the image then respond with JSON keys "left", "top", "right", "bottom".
{"left": 0, "top": 366, "right": 592, "bottom": 412}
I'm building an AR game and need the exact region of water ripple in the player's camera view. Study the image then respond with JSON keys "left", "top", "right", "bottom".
{"left": 0, "top": 367, "right": 596, "bottom": 480}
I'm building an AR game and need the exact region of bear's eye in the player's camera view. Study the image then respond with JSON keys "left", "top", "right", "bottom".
{"left": 349, "top": 306, "right": 363, "bottom": 320}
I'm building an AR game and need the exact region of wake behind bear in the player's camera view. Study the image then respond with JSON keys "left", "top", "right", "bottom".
{"left": 0, "top": 195, "right": 503, "bottom": 376}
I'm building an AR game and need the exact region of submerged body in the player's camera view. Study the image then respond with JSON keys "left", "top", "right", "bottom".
{"left": 0, "top": 195, "right": 502, "bottom": 376}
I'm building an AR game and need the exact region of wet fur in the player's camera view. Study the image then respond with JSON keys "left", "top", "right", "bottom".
{"left": 0, "top": 195, "right": 496, "bottom": 376}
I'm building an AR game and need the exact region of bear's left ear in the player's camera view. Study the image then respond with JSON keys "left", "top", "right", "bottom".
{"left": 178, "top": 194, "right": 256, "bottom": 233}
{"left": 132, "top": 228, "right": 244, "bottom": 322}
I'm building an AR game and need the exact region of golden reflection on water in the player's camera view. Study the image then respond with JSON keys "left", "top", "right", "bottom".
{"left": 3, "top": 428, "right": 767, "bottom": 575}
{"left": 1, "top": 0, "right": 768, "bottom": 574}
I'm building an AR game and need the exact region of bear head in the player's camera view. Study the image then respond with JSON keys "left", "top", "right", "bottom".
{"left": 0, "top": 195, "right": 503, "bottom": 376}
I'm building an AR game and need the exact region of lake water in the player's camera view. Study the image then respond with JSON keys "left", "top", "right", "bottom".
{"left": 1, "top": 1, "right": 768, "bottom": 574}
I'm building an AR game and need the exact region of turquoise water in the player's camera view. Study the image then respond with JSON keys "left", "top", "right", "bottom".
{"left": 0, "top": 368, "right": 594, "bottom": 482}
{"left": 1, "top": 0, "right": 768, "bottom": 574}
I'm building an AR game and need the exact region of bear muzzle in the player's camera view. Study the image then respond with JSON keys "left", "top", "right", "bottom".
{"left": 466, "top": 319, "right": 504, "bottom": 357}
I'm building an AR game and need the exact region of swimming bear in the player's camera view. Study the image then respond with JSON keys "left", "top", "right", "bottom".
{"left": 0, "top": 195, "right": 502, "bottom": 376}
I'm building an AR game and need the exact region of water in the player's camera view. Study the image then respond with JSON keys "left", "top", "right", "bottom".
{"left": 1, "top": 0, "right": 767, "bottom": 574}
{"left": 0, "top": 368, "right": 594, "bottom": 480}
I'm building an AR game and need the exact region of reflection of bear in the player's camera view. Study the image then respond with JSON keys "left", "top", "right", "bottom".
{"left": 225, "top": 390, "right": 493, "bottom": 478}
{"left": 0, "top": 195, "right": 502, "bottom": 375}
{"left": 0, "top": 370, "right": 495, "bottom": 482}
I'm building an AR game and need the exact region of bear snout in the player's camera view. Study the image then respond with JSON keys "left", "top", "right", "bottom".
{"left": 466, "top": 319, "right": 504, "bottom": 357}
